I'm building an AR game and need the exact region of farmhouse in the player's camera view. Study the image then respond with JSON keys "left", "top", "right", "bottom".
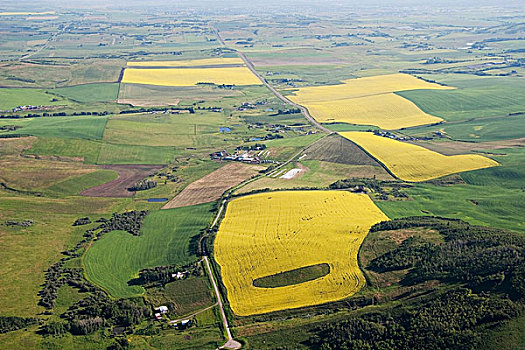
{"left": 155, "top": 305, "right": 168, "bottom": 314}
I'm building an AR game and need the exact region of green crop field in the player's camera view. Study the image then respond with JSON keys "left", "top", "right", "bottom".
{"left": 377, "top": 147, "right": 525, "bottom": 233}
{"left": 0, "top": 88, "right": 68, "bottom": 110}
{"left": 50, "top": 83, "right": 120, "bottom": 103}
{"left": 96, "top": 142, "right": 176, "bottom": 164}
{"left": 46, "top": 169, "right": 118, "bottom": 196}
{"left": 83, "top": 203, "right": 213, "bottom": 298}
{"left": 0, "top": 115, "right": 108, "bottom": 140}
{"left": 404, "top": 114, "right": 525, "bottom": 142}
{"left": 27, "top": 137, "right": 102, "bottom": 163}
{"left": 398, "top": 76, "right": 525, "bottom": 122}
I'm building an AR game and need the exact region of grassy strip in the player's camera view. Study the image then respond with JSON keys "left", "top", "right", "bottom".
{"left": 253, "top": 263, "right": 330, "bottom": 288}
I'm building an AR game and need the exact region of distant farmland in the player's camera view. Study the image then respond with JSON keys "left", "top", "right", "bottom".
{"left": 288, "top": 73, "right": 453, "bottom": 129}
{"left": 121, "top": 67, "right": 261, "bottom": 86}
{"left": 214, "top": 191, "right": 388, "bottom": 316}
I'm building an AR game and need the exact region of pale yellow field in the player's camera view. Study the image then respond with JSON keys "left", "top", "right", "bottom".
{"left": 287, "top": 73, "right": 453, "bottom": 129}
{"left": 307, "top": 93, "right": 443, "bottom": 130}
{"left": 121, "top": 67, "right": 261, "bottom": 86}
{"left": 340, "top": 132, "right": 499, "bottom": 182}
{"left": 127, "top": 57, "right": 244, "bottom": 67}
{"left": 289, "top": 73, "right": 454, "bottom": 103}
{"left": 214, "top": 191, "right": 389, "bottom": 316}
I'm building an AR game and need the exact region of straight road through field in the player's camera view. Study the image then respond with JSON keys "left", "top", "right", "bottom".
{"left": 204, "top": 255, "right": 241, "bottom": 349}
{"left": 213, "top": 27, "right": 332, "bottom": 134}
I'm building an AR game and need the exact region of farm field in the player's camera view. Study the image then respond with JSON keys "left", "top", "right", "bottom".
{"left": 127, "top": 57, "right": 244, "bottom": 67}
{"left": 80, "top": 165, "right": 162, "bottom": 197}
{"left": 288, "top": 73, "right": 453, "bottom": 104}
{"left": 403, "top": 114, "right": 525, "bottom": 142}
{"left": 0, "top": 115, "right": 108, "bottom": 140}
{"left": 287, "top": 73, "right": 453, "bottom": 129}
{"left": 377, "top": 147, "right": 525, "bottom": 233}
{"left": 398, "top": 75, "right": 525, "bottom": 122}
{"left": 121, "top": 67, "right": 261, "bottom": 87}
{"left": 84, "top": 203, "right": 213, "bottom": 298}
{"left": 340, "top": 131, "right": 499, "bottom": 182}
{"left": 306, "top": 93, "right": 443, "bottom": 129}
{"left": 0, "top": 88, "right": 68, "bottom": 110}
{"left": 50, "top": 83, "right": 119, "bottom": 103}
{"left": 236, "top": 160, "right": 392, "bottom": 194}
{"left": 214, "top": 191, "right": 388, "bottom": 315}
{"left": 117, "top": 83, "right": 242, "bottom": 106}
{"left": 162, "top": 162, "right": 262, "bottom": 209}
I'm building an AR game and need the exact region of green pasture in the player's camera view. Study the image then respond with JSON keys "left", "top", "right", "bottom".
{"left": 27, "top": 137, "right": 102, "bottom": 164}
{"left": 404, "top": 113, "right": 525, "bottom": 142}
{"left": 0, "top": 115, "right": 108, "bottom": 140}
{"left": 398, "top": 75, "right": 525, "bottom": 122}
{"left": 50, "top": 83, "right": 120, "bottom": 103}
{"left": 96, "top": 142, "right": 175, "bottom": 165}
{"left": 377, "top": 147, "right": 525, "bottom": 233}
{"left": 83, "top": 203, "right": 213, "bottom": 298}
{"left": 0, "top": 88, "right": 68, "bottom": 110}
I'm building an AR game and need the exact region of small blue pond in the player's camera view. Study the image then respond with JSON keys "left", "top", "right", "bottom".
{"left": 147, "top": 198, "right": 169, "bottom": 203}
{"left": 219, "top": 127, "right": 231, "bottom": 133}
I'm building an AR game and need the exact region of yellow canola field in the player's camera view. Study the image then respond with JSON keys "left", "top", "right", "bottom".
{"left": 214, "top": 190, "right": 389, "bottom": 316}
{"left": 289, "top": 73, "right": 453, "bottom": 104}
{"left": 121, "top": 67, "right": 261, "bottom": 86}
{"left": 126, "top": 57, "right": 244, "bottom": 67}
{"left": 287, "top": 73, "right": 454, "bottom": 129}
{"left": 340, "top": 132, "right": 499, "bottom": 182}
{"left": 307, "top": 93, "right": 443, "bottom": 130}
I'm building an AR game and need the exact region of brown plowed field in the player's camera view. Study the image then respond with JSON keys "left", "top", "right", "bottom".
{"left": 162, "top": 162, "right": 262, "bottom": 209}
{"left": 80, "top": 164, "right": 162, "bottom": 198}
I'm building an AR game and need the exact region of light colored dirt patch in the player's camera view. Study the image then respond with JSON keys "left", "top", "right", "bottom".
{"left": 80, "top": 164, "right": 163, "bottom": 198}
{"left": 162, "top": 162, "right": 263, "bottom": 209}
{"left": 409, "top": 138, "right": 525, "bottom": 155}
{"left": 280, "top": 168, "right": 303, "bottom": 179}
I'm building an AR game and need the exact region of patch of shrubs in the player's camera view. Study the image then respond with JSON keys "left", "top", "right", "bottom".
{"left": 97, "top": 211, "right": 149, "bottom": 237}
{"left": 128, "top": 179, "right": 157, "bottom": 192}
{"left": 5, "top": 219, "right": 34, "bottom": 227}
{"left": 329, "top": 178, "right": 409, "bottom": 199}
{"left": 0, "top": 316, "right": 38, "bottom": 334}
{"left": 73, "top": 217, "right": 91, "bottom": 226}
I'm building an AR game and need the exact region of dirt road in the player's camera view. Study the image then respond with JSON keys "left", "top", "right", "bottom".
{"left": 213, "top": 28, "right": 332, "bottom": 134}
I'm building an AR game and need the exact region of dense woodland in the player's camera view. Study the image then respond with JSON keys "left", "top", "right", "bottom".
{"left": 310, "top": 217, "right": 524, "bottom": 349}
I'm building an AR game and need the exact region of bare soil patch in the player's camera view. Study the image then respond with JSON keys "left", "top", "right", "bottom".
{"left": 80, "top": 164, "right": 162, "bottom": 198}
{"left": 304, "top": 133, "right": 384, "bottom": 166}
{"left": 162, "top": 162, "right": 262, "bottom": 209}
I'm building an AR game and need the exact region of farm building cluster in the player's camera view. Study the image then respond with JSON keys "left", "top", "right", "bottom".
{"left": 210, "top": 145, "right": 278, "bottom": 165}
